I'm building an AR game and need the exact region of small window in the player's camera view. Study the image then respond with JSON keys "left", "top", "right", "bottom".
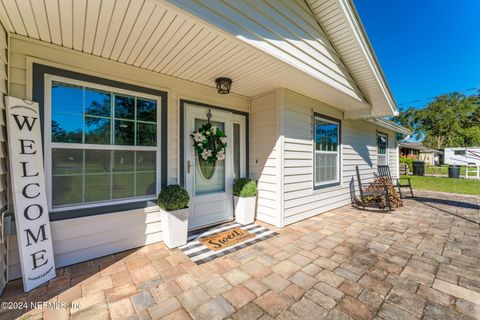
{"left": 314, "top": 115, "right": 341, "bottom": 187}
{"left": 453, "top": 150, "right": 466, "bottom": 156}
{"left": 48, "top": 79, "right": 159, "bottom": 210}
{"left": 377, "top": 133, "right": 388, "bottom": 166}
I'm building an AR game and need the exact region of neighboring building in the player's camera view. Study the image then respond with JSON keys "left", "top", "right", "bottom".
{"left": 0, "top": 0, "right": 411, "bottom": 283}
{"left": 399, "top": 142, "right": 440, "bottom": 165}
{"left": 444, "top": 147, "right": 480, "bottom": 166}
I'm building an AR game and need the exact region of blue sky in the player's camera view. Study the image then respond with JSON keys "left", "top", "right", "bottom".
{"left": 354, "top": 0, "right": 480, "bottom": 109}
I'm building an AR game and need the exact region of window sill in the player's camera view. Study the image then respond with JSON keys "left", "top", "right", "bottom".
{"left": 49, "top": 200, "right": 156, "bottom": 221}
{"left": 313, "top": 181, "right": 342, "bottom": 192}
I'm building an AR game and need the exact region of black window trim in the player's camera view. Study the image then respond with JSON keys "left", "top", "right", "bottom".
{"left": 313, "top": 112, "right": 342, "bottom": 190}
{"left": 33, "top": 63, "right": 168, "bottom": 221}
{"left": 376, "top": 130, "right": 389, "bottom": 166}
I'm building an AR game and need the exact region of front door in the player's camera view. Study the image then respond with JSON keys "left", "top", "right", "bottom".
{"left": 185, "top": 103, "right": 234, "bottom": 229}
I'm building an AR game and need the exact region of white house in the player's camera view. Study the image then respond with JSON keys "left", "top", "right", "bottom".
{"left": 0, "top": 0, "right": 410, "bottom": 286}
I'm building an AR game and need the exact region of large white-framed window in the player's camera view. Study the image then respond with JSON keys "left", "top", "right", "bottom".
{"left": 377, "top": 132, "right": 388, "bottom": 166}
{"left": 44, "top": 75, "right": 161, "bottom": 212}
{"left": 314, "top": 114, "right": 341, "bottom": 188}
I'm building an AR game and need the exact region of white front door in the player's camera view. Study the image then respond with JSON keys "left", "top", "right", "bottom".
{"left": 185, "top": 103, "right": 234, "bottom": 229}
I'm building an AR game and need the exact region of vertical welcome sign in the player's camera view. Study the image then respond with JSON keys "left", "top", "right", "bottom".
{"left": 5, "top": 97, "right": 55, "bottom": 292}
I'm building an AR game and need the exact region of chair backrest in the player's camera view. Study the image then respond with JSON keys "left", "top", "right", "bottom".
{"left": 377, "top": 165, "right": 392, "bottom": 180}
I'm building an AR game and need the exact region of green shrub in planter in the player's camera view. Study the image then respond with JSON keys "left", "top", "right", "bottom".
{"left": 158, "top": 185, "right": 190, "bottom": 211}
{"left": 233, "top": 178, "right": 257, "bottom": 197}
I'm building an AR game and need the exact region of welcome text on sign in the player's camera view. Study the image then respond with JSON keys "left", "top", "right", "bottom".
{"left": 6, "top": 97, "right": 55, "bottom": 292}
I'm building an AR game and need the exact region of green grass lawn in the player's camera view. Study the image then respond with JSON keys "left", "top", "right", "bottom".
{"left": 401, "top": 175, "right": 480, "bottom": 196}
{"left": 425, "top": 165, "right": 467, "bottom": 175}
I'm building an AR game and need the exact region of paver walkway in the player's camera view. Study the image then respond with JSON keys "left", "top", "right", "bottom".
{"left": 1, "top": 191, "right": 479, "bottom": 320}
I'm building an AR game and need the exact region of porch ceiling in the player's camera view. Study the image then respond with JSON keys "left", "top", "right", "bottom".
{"left": 0, "top": 0, "right": 373, "bottom": 116}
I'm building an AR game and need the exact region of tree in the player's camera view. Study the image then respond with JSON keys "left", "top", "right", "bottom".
{"left": 393, "top": 92, "right": 480, "bottom": 149}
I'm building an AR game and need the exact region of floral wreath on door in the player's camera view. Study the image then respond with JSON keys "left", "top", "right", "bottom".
{"left": 191, "top": 122, "right": 227, "bottom": 179}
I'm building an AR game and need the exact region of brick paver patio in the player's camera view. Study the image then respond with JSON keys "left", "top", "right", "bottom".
{"left": 1, "top": 190, "right": 479, "bottom": 320}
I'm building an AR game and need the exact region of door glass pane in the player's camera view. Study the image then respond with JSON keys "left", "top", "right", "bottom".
{"left": 233, "top": 123, "right": 241, "bottom": 179}
{"left": 194, "top": 119, "right": 225, "bottom": 195}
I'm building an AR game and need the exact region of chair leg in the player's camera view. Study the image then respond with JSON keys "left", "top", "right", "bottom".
{"left": 396, "top": 180, "right": 403, "bottom": 199}
{"left": 385, "top": 186, "right": 392, "bottom": 210}
{"left": 407, "top": 178, "right": 414, "bottom": 197}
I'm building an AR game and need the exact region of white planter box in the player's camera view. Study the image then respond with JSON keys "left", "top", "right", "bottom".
{"left": 160, "top": 207, "right": 189, "bottom": 249}
{"left": 234, "top": 196, "right": 256, "bottom": 225}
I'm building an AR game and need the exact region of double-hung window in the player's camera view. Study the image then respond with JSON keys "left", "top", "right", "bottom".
{"left": 45, "top": 76, "right": 161, "bottom": 211}
{"left": 377, "top": 133, "right": 388, "bottom": 166}
{"left": 314, "top": 114, "right": 341, "bottom": 187}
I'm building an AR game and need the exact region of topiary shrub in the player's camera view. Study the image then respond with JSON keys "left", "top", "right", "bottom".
{"left": 158, "top": 185, "right": 190, "bottom": 211}
{"left": 233, "top": 178, "right": 257, "bottom": 197}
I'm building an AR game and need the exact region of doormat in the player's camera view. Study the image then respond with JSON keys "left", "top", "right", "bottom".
{"left": 180, "top": 223, "right": 278, "bottom": 264}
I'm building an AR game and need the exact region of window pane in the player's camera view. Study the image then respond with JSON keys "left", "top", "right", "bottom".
{"left": 52, "top": 149, "right": 83, "bottom": 175}
{"left": 52, "top": 81, "right": 83, "bottom": 115}
{"left": 115, "top": 120, "right": 135, "bottom": 145}
{"left": 85, "top": 116, "right": 110, "bottom": 144}
{"left": 315, "top": 153, "right": 338, "bottom": 184}
{"left": 136, "top": 172, "right": 156, "bottom": 196}
{"left": 233, "top": 123, "right": 241, "bottom": 179}
{"left": 137, "top": 123, "right": 156, "bottom": 146}
{"left": 85, "top": 174, "right": 110, "bottom": 202}
{"left": 378, "top": 154, "right": 387, "bottom": 166}
{"left": 85, "top": 88, "right": 111, "bottom": 117}
{"left": 137, "top": 98, "right": 157, "bottom": 122}
{"left": 114, "top": 150, "right": 134, "bottom": 172}
{"left": 315, "top": 119, "right": 338, "bottom": 151}
{"left": 52, "top": 114, "right": 83, "bottom": 143}
{"left": 136, "top": 151, "right": 156, "bottom": 171}
{"left": 85, "top": 150, "right": 110, "bottom": 173}
{"left": 112, "top": 173, "right": 134, "bottom": 199}
{"left": 377, "top": 135, "right": 387, "bottom": 155}
{"left": 115, "top": 95, "right": 135, "bottom": 120}
{"left": 52, "top": 175, "right": 83, "bottom": 206}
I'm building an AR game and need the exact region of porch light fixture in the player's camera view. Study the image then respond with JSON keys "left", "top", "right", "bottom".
{"left": 215, "top": 77, "right": 232, "bottom": 94}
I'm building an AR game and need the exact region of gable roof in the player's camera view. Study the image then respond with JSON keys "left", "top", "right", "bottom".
{"left": 306, "top": 0, "right": 398, "bottom": 117}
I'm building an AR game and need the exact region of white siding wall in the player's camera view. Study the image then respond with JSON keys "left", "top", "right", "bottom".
{"left": 249, "top": 91, "right": 280, "bottom": 226}
{"left": 0, "top": 21, "right": 7, "bottom": 211}
{"left": 282, "top": 91, "right": 397, "bottom": 226}
{"left": 6, "top": 35, "right": 249, "bottom": 279}
{"left": 7, "top": 206, "right": 162, "bottom": 280}
{"left": 0, "top": 20, "right": 8, "bottom": 294}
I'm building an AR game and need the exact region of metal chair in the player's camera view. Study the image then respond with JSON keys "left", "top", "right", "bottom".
{"left": 376, "top": 165, "right": 413, "bottom": 198}
{"left": 355, "top": 166, "right": 392, "bottom": 210}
